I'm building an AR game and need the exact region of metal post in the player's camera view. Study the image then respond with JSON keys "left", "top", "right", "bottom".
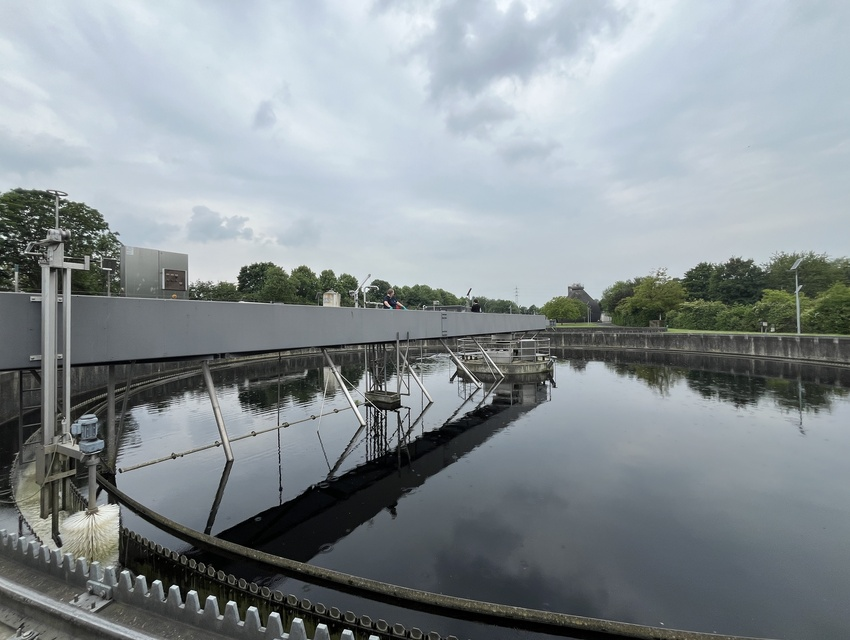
{"left": 440, "top": 338, "right": 483, "bottom": 388}
{"left": 398, "top": 350, "right": 434, "bottom": 403}
{"left": 86, "top": 456, "right": 99, "bottom": 513}
{"left": 471, "top": 337, "right": 505, "bottom": 380}
{"left": 201, "top": 361, "right": 234, "bottom": 462}
{"left": 106, "top": 365, "right": 116, "bottom": 468}
{"left": 791, "top": 258, "right": 803, "bottom": 335}
{"left": 62, "top": 267, "right": 72, "bottom": 434}
{"left": 322, "top": 349, "right": 367, "bottom": 427}
{"left": 41, "top": 249, "right": 58, "bottom": 449}
{"left": 794, "top": 269, "right": 801, "bottom": 335}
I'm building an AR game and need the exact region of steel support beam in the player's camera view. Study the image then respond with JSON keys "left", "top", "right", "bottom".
{"left": 201, "top": 361, "right": 234, "bottom": 462}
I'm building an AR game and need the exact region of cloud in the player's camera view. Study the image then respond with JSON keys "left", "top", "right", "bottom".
{"left": 413, "top": 0, "right": 629, "bottom": 101}
{"left": 252, "top": 100, "right": 277, "bottom": 130}
{"left": 187, "top": 205, "right": 254, "bottom": 243}
{"left": 116, "top": 214, "right": 182, "bottom": 248}
{"left": 0, "top": 129, "right": 91, "bottom": 175}
{"left": 497, "top": 134, "right": 560, "bottom": 163}
{"left": 276, "top": 216, "right": 320, "bottom": 247}
{"left": 444, "top": 96, "right": 516, "bottom": 139}
{"left": 2, "top": 1, "right": 848, "bottom": 304}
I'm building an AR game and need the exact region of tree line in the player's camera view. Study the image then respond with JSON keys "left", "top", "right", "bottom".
{"left": 193, "top": 261, "right": 526, "bottom": 312}
{"left": 0, "top": 189, "right": 523, "bottom": 312}
{"left": 597, "top": 254, "right": 850, "bottom": 334}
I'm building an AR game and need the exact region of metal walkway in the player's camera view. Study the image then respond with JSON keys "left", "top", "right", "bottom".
{"left": 0, "top": 292, "right": 547, "bottom": 372}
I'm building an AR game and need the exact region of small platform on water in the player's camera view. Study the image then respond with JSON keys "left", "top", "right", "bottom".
{"left": 364, "top": 390, "right": 403, "bottom": 410}
{"left": 457, "top": 334, "right": 553, "bottom": 380}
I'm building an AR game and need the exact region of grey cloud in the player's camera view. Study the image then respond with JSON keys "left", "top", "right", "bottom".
{"left": 497, "top": 136, "right": 560, "bottom": 163}
{"left": 117, "top": 214, "right": 182, "bottom": 247}
{"left": 252, "top": 100, "right": 277, "bottom": 130}
{"left": 0, "top": 129, "right": 91, "bottom": 174}
{"left": 276, "top": 216, "right": 320, "bottom": 247}
{"left": 445, "top": 96, "right": 516, "bottom": 139}
{"left": 416, "top": 0, "right": 629, "bottom": 101}
{"left": 187, "top": 205, "right": 254, "bottom": 242}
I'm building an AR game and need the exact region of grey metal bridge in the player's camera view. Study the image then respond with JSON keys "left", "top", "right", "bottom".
{"left": 0, "top": 291, "right": 546, "bottom": 371}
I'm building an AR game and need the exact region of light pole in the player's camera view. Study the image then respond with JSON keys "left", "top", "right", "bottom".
{"left": 790, "top": 258, "right": 803, "bottom": 335}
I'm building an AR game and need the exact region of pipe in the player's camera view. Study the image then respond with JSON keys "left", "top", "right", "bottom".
{"left": 201, "top": 361, "right": 234, "bottom": 462}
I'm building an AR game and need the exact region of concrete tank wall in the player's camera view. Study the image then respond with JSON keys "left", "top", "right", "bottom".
{"left": 547, "top": 329, "right": 850, "bottom": 366}
{"left": 4, "top": 331, "right": 850, "bottom": 429}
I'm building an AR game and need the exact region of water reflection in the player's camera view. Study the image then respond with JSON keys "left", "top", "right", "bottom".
{"left": 238, "top": 363, "right": 366, "bottom": 412}
{"left": 190, "top": 378, "right": 552, "bottom": 575}
{"left": 5, "top": 350, "right": 850, "bottom": 640}
{"left": 558, "top": 348, "right": 850, "bottom": 416}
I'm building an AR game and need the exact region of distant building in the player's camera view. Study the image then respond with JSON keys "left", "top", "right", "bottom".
{"left": 567, "top": 284, "right": 602, "bottom": 322}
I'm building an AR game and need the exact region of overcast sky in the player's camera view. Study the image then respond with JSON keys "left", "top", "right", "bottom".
{"left": 2, "top": 1, "right": 848, "bottom": 306}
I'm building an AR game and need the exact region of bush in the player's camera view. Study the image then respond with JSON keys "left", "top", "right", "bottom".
{"left": 667, "top": 300, "right": 729, "bottom": 330}
{"left": 806, "top": 284, "right": 850, "bottom": 335}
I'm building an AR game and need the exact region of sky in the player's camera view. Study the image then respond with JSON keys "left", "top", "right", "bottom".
{"left": 2, "top": 1, "right": 848, "bottom": 307}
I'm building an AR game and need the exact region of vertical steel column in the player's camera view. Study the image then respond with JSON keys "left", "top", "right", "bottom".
{"left": 105, "top": 365, "right": 116, "bottom": 470}
{"left": 17, "top": 371, "right": 24, "bottom": 460}
{"left": 40, "top": 248, "right": 58, "bottom": 448}
{"left": 201, "top": 361, "right": 234, "bottom": 462}
{"left": 39, "top": 245, "right": 59, "bottom": 520}
{"left": 62, "top": 267, "right": 72, "bottom": 432}
{"left": 396, "top": 334, "right": 401, "bottom": 394}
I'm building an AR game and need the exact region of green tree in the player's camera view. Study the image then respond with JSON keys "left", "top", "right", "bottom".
{"left": 763, "top": 252, "right": 846, "bottom": 297}
{"left": 237, "top": 262, "right": 276, "bottom": 295}
{"left": 709, "top": 257, "right": 765, "bottom": 306}
{"left": 717, "top": 305, "right": 757, "bottom": 332}
{"left": 541, "top": 296, "right": 587, "bottom": 322}
{"left": 259, "top": 266, "right": 295, "bottom": 302}
{"left": 615, "top": 269, "right": 685, "bottom": 326}
{"left": 318, "top": 269, "right": 337, "bottom": 294}
{"left": 1, "top": 188, "right": 121, "bottom": 294}
{"left": 481, "top": 297, "right": 520, "bottom": 314}
{"left": 600, "top": 279, "right": 640, "bottom": 313}
{"left": 682, "top": 262, "right": 718, "bottom": 301}
{"left": 336, "top": 273, "right": 359, "bottom": 306}
{"left": 435, "top": 288, "right": 463, "bottom": 306}
{"left": 365, "top": 278, "right": 391, "bottom": 306}
{"left": 667, "top": 300, "right": 729, "bottom": 330}
{"left": 188, "top": 280, "right": 240, "bottom": 301}
{"left": 752, "top": 289, "right": 808, "bottom": 333}
{"left": 403, "top": 284, "right": 443, "bottom": 309}
{"left": 290, "top": 265, "right": 320, "bottom": 304}
{"left": 806, "top": 283, "right": 850, "bottom": 335}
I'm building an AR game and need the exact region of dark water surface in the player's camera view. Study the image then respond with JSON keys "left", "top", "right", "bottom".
{"left": 5, "top": 352, "right": 850, "bottom": 639}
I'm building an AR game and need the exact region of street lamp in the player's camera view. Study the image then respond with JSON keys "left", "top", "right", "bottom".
{"left": 790, "top": 258, "right": 803, "bottom": 335}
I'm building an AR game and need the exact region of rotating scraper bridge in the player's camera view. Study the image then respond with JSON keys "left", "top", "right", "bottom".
{"left": 0, "top": 291, "right": 771, "bottom": 640}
